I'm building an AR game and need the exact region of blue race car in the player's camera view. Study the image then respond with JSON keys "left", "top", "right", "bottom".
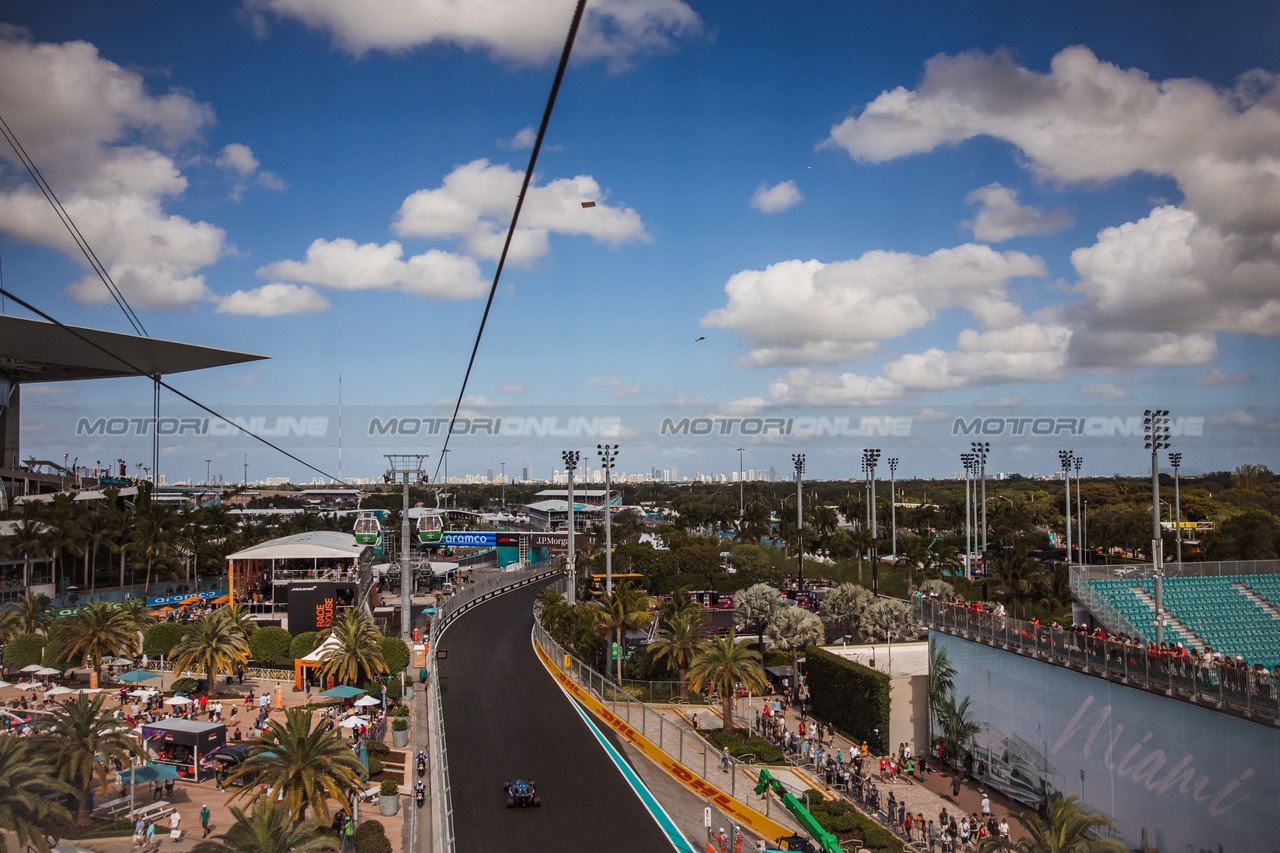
{"left": 502, "top": 779, "right": 540, "bottom": 808}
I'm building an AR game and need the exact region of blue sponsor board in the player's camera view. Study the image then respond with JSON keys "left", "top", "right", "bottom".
{"left": 936, "top": 633, "right": 1278, "bottom": 851}
{"left": 146, "top": 589, "right": 225, "bottom": 607}
{"left": 440, "top": 531, "right": 497, "bottom": 547}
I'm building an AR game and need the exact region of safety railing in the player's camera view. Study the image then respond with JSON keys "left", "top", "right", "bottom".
{"left": 531, "top": 579, "right": 816, "bottom": 825}
{"left": 1073, "top": 559, "right": 1280, "bottom": 581}
{"left": 1068, "top": 569, "right": 1143, "bottom": 639}
{"left": 915, "top": 597, "right": 1280, "bottom": 726}
{"left": 425, "top": 558, "right": 563, "bottom": 853}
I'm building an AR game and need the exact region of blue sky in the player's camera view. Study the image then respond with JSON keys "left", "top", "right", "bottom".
{"left": 2, "top": 0, "right": 1279, "bottom": 485}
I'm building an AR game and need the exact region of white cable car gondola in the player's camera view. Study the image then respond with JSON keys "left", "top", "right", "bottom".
{"left": 416, "top": 512, "right": 444, "bottom": 544}
{"left": 353, "top": 512, "right": 382, "bottom": 545}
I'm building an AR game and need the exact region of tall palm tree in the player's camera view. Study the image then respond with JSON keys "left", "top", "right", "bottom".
{"left": 660, "top": 586, "right": 702, "bottom": 627}
{"left": 222, "top": 602, "right": 260, "bottom": 642}
{"left": 687, "top": 630, "right": 769, "bottom": 731}
{"left": 40, "top": 495, "right": 77, "bottom": 595}
{"left": 9, "top": 516, "right": 46, "bottom": 589}
{"left": 318, "top": 608, "right": 388, "bottom": 686}
{"left": 764, "top": 604, "right": 824, "bottom": 690}
{"left": 191, "top": 802, "right": 338, "bottom": 853}
{"left": 0, "top": 735, "right": 74, "bottom": 853}
{"left": 586, "top": 581, "right": 654, "bottom": 684}
{"left": 992, "top": 547, "right": 1046, "bottom": 619}
{"left": 171, "top": 613, "right": 250, "bottom": 696}
{"left": 38, "top": 693, "right": 146, "bottom": 826}
{"left": 894, "top": 535, "right": 931, "bottom": 592}
{"left": 976, "top": 795, "right": 1127, "bottom": 853}
{"left": 928, "top": 638, "right": 956, "bottom": 753}
{"left": 818, "top": 582, "right": 873, "bottom": 640}
{"left": 59, "top": 601, "right": 136, "bottom": 679}
{"left": 14, "top": 591, "right": 51, "bottom": 635}
{"left": 0, "top": 607, "right": 21, "bottom": 644}
{"left": 848, "top": 529, "right": 873, "bottom": 585}
{"left": 648, "top": 612, "right": 709, "bottom": 701}
{"left": 78, "top": 510, "right": 114, "bottom": 596}
{"left": 129, "top": 512, "right": 178, "bottom": 598}
{"left": 732, "top": 582, "right": 787, "bottom": 654}
{"left": 224, "top": 708, "right": 366, "bottom": 822}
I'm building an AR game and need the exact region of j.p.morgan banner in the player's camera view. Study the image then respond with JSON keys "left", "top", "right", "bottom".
{"left": 29, "top": 403, "right": 1270, "bottom": 451}
{"left": 935, "top": 633, "right": 1278, "bottom": 851}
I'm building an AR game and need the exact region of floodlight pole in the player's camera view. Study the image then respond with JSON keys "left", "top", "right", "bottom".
{"left": 1169, "top": 452, "right": 1183, "bottom": 570}
{"left": 888, "top": 458, "right": 899, "bottom": 561}
{"left": 1074, "top": 456, "right": 1084, "bottom": 568}
{"left": 597, "top": 444, "right": 620, "bottom": 595}
{"left": 1059, "top": 450, "right": 1074, "bottom": 567}
{"left": 737, "top": 447, "right": 746, "bottom": 520}
{"left": 792, "top": 454, "right": 805, "bottom": 589}
{"left": 562, "top": 451, "right": 580, "bottom": 605}
{"left": 1144, "top": 410, "right": 1171, "bottom": 647}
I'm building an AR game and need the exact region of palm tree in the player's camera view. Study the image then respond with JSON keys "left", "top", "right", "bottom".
{"left": 894, "top": 535, "right": 931, "bottom": 592}
{"left": 9, "top": 517, "right": 46, "bottom": 589}
{"left": 976, "top": 795, "right": 1127, "bottom": 853}
{"left": 0, "top": 735, "right": 74, "bottom": 852}
{"left": 764, "top": 605, "right": 823, "bottom": 690}
{"left": 78, "top": 510, "right": 114, "bottom": 595}
{"left": 191, "top": 802, "right": 338, "bottom": 853}
{"left": 928, "top": 638, "right": 956, "bottom": 753}
{"left": 222, "top": 602, "right": 260, "bottom": 642}
{"left": 171, "top": 613, "right": 250, "bottom": 696}
{"left": 535, "top": 587, "right": 574, "bottom": 640}
{"left": 38, "top": 694, "right": 146, "bottom": 826}
{"left": 586, "top": 581, "right": 654, "bottom": 684}
{"left": 660, "top": 586, "right": 702, "bottom": 627}
{"left": 991, "top": 547, "right": 1046, "bottom": 619}
{"left": 317, "top": 608, "right": 388, "bottom": 687}
{"left": 648, "top": 612, "right": 709, "bottom": 701}
{"left": 732, "top": 582, "right": 787, "bottom": 653}
{"left": 59, "top": 601, "right": 136, "bottom": 679}
{"left": 129, "top": 512, "right": 178, "bottom": 598}
{"left": 858, "top": 598, "right": 921, "bottom": 644}
{"left": 0, "top": 607, "right": 20, "bottom": 645}
{"left": 14, "top": 592, "right": 51, "bottom": 635}
{"left": 848, "top": 529, "right": 873, "bottom": 585}
{"left": 686, "top": 630, "right": 769, "bottom": 730}
{"left": 224, "top": 708, "right": 366, "bottom": 822}
{"left": 818, "top": 582, "right": 873, "bottom": 639}
{"left": 934, "top": 692, "right": 981, "bottom": 764}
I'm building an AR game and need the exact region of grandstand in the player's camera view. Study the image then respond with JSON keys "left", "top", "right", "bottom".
{"left": 1073, "top": 562, "right": 1280, "bottom": 670}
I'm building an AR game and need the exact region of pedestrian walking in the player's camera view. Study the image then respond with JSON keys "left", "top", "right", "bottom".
{"left": 951, "top": 772, "right": 962, "bottom": 804}
{"left": 200, "top": 804, "right": 211, "bottom": 838}
{"left": 721, "top": 747, "right": 731, "bottom": 773}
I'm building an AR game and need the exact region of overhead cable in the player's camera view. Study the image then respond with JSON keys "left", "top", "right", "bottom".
{"left": 432, "top": 0, "right": 588, "bottom": 485}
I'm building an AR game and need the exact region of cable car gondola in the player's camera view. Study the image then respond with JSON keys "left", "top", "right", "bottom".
{"left": 353, "top": 513, "right": 382, "bottom": 545}
{"left": 416, "top": 512, "right": 444, "bottom": 544}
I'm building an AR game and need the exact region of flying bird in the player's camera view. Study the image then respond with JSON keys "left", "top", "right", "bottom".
{"left": 695, "top": 336, "right": 705, "bottom": 341}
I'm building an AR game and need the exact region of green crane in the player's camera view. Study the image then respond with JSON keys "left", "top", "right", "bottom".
{"left": 752, "top": 768, "right": 843, "bottom": 853}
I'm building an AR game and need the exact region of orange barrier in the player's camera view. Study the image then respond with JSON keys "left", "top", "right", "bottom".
{"left": 533, "top": 637, "right": 793, "bottom": 843}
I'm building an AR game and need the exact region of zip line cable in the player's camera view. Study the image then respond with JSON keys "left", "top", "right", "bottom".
{"left": 0, "top": 286, "right": 347, "bottom": 486}
{"left": 0, "top": 112, "right": 148, "bottom": 337}
{"left": 431, "top": 0, "right": 588, "bottom": 486}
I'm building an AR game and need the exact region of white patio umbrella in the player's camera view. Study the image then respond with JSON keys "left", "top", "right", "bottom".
{"left": 353, "top": 696, "right": 381, "bottom": 707}
{"left": 14, "top": 681, "right": 41, "bottom": 690}
{"left": 338, "top": 716, "right": 369, "bottom": 728}
{"left": 128, "top": 689, "right": 158, "bottom": 698}
{"left": 164, "top": 696, "right": 192, "bottom": 706}
{"left": 19, "top": 664, "right": 43, "bottom": 673}
{"left": 74, "top": 688, "right": 103, "bottom": 695}
{"left": 44, "top": 686, "right": 74, "bottom": 697}
{"left": 0, "top": 681, "right": 13, "bottom": 689}
{"left": 35, "top": 667, "right": 61, "bottom": 676}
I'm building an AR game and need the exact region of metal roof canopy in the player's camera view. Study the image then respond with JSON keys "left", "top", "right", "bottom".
{"left": 224, "top": 530, "right": 370, "bottom": 562}
{"left": 0, "top": 315, "right": 266, "bottom": 383}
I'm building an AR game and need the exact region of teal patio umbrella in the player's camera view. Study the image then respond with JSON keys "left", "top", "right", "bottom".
{"left": 120, "top": 763, "right": 182, "bottom": 818}
{"left": 318, "top": 685, "right": 367, "bottom": 699}
{"left": 114, "top": 670, "right": 162, "bottom": 683}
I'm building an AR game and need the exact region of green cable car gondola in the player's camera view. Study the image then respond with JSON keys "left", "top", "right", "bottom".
{"left": 416, "top": 512, "right": 444, "bottom": 544}
{"left": 353, "top": 512, "right": 382, "bottom": 545}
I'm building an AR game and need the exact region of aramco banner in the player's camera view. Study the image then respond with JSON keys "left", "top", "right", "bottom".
{"left": 934, "top": 633, "right": 1277, "bottom": 852}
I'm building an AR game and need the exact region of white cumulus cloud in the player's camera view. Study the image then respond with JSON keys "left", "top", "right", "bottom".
{"left": 244, "top": 0, "right": 702, "bottom": 71}
{"left": 750, "top": 180, "right": 803, "bottom": 214}
{"left": 216, "top": 283, "right": 330, "bottom": 316}
{"left": 962, "top": 184, "right": 1074, "bottom": 241}
{"left": 393, "top": 159, "right": 648, "bottom": 266}
{"left": 701, "top": 245, "right": 1045, "bottom": 367}
{"left": 1193, "top": 368, "right": 1255, "bottom": 386}
{"left": 258, "top": 237, "right": 487, "bottom": 300}
{"left": 497, "top": 126, "right": 536, "bottom": 150}
{"left": 0, "top": 29, "right": 225, "bottom": 311}
{"left": 216, "top": 143, "right": 286, "bottom": 200}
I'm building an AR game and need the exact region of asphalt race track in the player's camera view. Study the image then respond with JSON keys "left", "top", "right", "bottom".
{"left": 438, "top": 583, "right": 678, "bottom": 853}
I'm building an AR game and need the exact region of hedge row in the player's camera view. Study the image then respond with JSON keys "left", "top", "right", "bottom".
{"left": 805, "top": 789, "right": 899, "bottom": 850}
{"left": 804, "top": 645, "right": 890, "bottom": 751}
{"left": 703, "top": 728, "right": 785, "bottom": 764}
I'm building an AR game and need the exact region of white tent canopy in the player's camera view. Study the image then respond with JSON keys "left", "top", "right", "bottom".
{"left": 300, "top": 634, "right": 343, "bottom": 664}
{"left": 225, "top": 531, "right": 369, "bottom": 562}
